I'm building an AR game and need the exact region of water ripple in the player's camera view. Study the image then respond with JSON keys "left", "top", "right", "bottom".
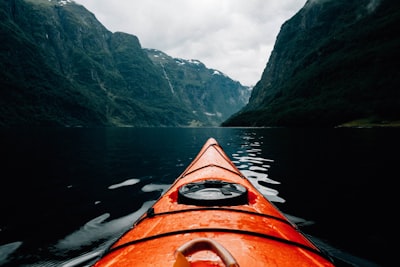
{"left": 233, "top": 136, "right": 285, "bottom": 203}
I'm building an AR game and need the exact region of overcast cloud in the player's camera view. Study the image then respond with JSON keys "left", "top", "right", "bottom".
{"left": 74, "top": 0, "right": 307, "bottom": 86}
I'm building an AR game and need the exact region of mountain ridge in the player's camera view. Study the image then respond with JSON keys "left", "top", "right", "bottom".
{"left": 0, "top": 0, "right": 250, "bottom": 127}
{"left": 222, "top": 0, "right": 400, "bottom": 127}
{"left": 145, "top": 48, "right": 251, "bottom": 126}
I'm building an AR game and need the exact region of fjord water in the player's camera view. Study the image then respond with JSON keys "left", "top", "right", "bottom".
{"left": 0, "top": 127, "right": 397, "bottom": 267}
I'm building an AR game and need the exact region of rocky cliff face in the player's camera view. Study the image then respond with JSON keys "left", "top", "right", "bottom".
{"left": 145, "top": 49, "right": 251, "bottom": 126}
{"left": 0, "top": 0, "right": 249, "bottom": 127}
{"left": 223, "top": 0, "right": 400, "bottom": 127}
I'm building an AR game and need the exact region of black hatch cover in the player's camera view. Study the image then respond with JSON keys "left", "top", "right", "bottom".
{"left": 178, "top": 180, "right": 248, "bottom": 206}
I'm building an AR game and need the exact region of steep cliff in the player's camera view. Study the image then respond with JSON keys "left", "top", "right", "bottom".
{"left": 145, "top": 49, "right": 251, "bottom": 126}
{"left": 223, "top": 0, "right": 400, "bottom": 127}
{"left": 0, "top": 0, "right": 249, "bottom": 127}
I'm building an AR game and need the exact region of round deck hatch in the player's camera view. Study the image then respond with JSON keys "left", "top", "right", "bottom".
{"left": 178, "top": 180, "right": 248, "bottom": 206}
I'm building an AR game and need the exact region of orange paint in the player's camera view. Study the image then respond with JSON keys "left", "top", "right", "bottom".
{"left": 92, "top": 138, "right": 335, "bottom": 267}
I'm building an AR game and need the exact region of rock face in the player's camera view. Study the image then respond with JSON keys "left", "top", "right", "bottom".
{"left": 0, "top": 0, "right": 250, "bottom": 127}
{"left": 223, "top": 0, "right": 400, "bottom": 127}
{"left": 145, "top": 49, "right": 251, "bottom": 126}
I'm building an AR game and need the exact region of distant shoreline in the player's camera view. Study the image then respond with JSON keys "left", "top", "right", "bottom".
{"left": 337, "top": 118, "right": 400, "bottom": 128}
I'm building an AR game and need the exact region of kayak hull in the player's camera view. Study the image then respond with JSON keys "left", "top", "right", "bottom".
{"left": 93, "top": 138, "right": 335, "bottom": 267}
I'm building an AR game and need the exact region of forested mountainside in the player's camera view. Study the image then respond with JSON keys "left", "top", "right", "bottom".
{"left": 145, "top": 49, "right": 251, "bottom": 126}
{"left": 222, "top": 0, "right": 400, "bottom": 127}
{"left": 0, "top": 0, "right": 250, "bottom": 127}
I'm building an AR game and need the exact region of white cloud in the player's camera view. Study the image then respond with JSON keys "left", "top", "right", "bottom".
{"left": 74, "top": 0, "right": 306, "bottom": 86}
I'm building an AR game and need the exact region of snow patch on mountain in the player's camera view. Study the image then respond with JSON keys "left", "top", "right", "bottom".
{"left": 48, "top": 0, "right": 74, "bottom": 6}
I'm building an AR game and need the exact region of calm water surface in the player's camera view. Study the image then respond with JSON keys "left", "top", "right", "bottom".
{"left": 0, "top": 127, "right": 398, "bottom": 266}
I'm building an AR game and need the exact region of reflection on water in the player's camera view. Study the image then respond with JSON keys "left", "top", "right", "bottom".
{"left": 0, "top": 132, "right": 284, "bottom": 267}
{"left": 1, "top": 127, "right": 395, "bottom": 266}
{"left": 141, "top": 183, "right": 171, "bottom": 193}
{"left": 232, "top": 134, "right": 285, "bottom": 203}
{"left": 55, "top": 179, "right": 172, "bottom": 251}
{"left": 0, "top": 176, "right": 170, "bottom": 266}
{"left": 107, "top": 178, "right": 140, "bottom": 189}
{"left": 55, "top": 176, "right": 175, "bottom": 267}
{"left": 54, "top": 201, "right": 155, "bottom": 267}
{"left": 0, "top": 242, "right": 22, "bottom": 264}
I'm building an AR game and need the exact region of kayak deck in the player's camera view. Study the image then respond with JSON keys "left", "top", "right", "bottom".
{"left": 92, "top": 138, "right": 335, "bottom": 266}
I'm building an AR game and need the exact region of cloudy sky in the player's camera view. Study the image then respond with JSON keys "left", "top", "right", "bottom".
{"left": 74, "top": 0, "right": 307, "bottom": 86}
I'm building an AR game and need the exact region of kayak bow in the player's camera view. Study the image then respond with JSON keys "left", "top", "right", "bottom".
{"left": 92, "top": 137, "right": 335, "bottom": 267}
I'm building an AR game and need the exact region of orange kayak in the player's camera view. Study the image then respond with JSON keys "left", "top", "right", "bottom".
{"left": 92, "top": 137, "right": 335, "bottom": 267}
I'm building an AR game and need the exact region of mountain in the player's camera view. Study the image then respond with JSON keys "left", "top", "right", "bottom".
{"left": 144, "top": 49, "right": 251, "bottom": 126}
{"left": 0, "top": 0, "right": 250, "bottom": 127}
{"left": 222, "top": 0, "right": 400, "bottom": 127}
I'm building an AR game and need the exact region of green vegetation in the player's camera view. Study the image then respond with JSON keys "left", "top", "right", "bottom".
{"left": 2, "top": 0, "right": 397, "bottom": 128}
{"left": 0, "top": 0, "right": 249, "bottom": 127}
{"left": 223, "top": 0, "right": 400, "bottom": 127}
{"left": 144, "top": 49, "right": 251, "bottom": 126}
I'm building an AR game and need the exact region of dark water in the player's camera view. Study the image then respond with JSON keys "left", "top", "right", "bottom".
{"left": 0, "top": 127, "right": 398, "bottom": 267}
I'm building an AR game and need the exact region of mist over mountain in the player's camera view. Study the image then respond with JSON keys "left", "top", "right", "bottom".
{"left": 0, "top": 0, "right": 250, "bottom": 127}
{"left": 222, "top": 0, "right": 400, "bottom": 127}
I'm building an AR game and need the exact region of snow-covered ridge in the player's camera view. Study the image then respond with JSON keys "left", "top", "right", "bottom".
{"left": 148, "top": 49, "right": 207, "bottom": 68}
{"left": 48, "top": 0, "right": 74, "bottom": 6}
{"left": 187, "top": 59, "right": 201, "bottom": 65}
{"left": 211, "top": 70, "right": 229, "bottom": 78}
{"left": 147, "top": 48, "right": 232, "bottom": 80}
